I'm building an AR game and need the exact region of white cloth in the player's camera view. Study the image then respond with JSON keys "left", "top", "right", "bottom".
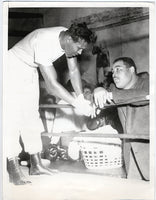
{"left": 5, "top": 27, "right": 67, "bottom": 157}
{"left": 12, "top": 26, "right": 67, "bottom": 67}
{"left": 72, "top": 94, "right": 93, "bottom": 117}
{"left": 53, "top": 100, "right": 86, "bottom": 133}
{"left": 73, "top": 125, "right": 122, "bottom": 145}
{"left": 68, "top": 125, "right": 122, "bottom": 162}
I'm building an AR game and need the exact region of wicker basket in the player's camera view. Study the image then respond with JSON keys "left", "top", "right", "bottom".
{"left": 79, "top": 142, "right": 123, "bottom": 169}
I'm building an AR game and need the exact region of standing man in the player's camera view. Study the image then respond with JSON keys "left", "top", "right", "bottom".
{"left": 5, "top": 22, "right": 96, "bottom": 185}
{"left": 93, "top": 57, "right": 149, "bottom": 180}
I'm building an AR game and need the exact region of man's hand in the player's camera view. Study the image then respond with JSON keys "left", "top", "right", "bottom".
{"left": 72, "top": 94, "right": 94, "bottom": 117}
{"left": 93, "top": 87, "right": 112, "bottom": 109}
{"left": 90, "top": 103, "right": 101, "bottom": 118}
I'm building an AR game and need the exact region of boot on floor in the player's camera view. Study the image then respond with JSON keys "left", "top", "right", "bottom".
{"left": 7, "top": 157, "right": 31, "bottom": 185}
{"left": 29, "top": 152, "right": 57, "bottom": 175}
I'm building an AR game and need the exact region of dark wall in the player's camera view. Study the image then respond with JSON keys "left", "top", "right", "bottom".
{"left": 8, "top": 8, "right": 45, "bottom": 49}
{"left": 8, "top": 7, "right": 149, "bottom": 86}
{"left": 44, "top": 7, "right": 149, "bottom": 85}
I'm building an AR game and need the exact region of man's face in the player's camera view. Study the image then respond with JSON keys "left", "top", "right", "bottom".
{"left": 112, "top": 60, "right": 133, "bottom": 89}
{"left": 65, "top": 37, "right": 88, "bottom": 58}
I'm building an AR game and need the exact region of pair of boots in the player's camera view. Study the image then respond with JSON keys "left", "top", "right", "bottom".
{"left": 7, "top": 152, "right": 55, "bottom": 185}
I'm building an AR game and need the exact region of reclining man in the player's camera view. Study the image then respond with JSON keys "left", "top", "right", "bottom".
{"left": 93, "top": 57, "right": 149, "bottom": 180}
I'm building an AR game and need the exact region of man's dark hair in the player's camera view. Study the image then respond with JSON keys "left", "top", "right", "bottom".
{"left": 113, "top": 57, "right": 137, "bottom": 73}
{"left": 67, "top": 22, "right": 97, "bottom": 43}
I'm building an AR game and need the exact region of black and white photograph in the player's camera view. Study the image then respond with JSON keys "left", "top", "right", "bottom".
{"left": 2, "top": 1, "right": 155, "bottom": 200}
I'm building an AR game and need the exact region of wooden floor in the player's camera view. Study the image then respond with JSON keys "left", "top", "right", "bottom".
{"left": 3, "top": 159, "right": 153, "bottom": 200}
{"left": 49, "top": 159, "right": 126, "bottom": 178}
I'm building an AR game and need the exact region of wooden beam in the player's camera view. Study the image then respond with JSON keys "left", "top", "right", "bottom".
{"left": 72, "top": 7, "right": 149, "bottom": 31}
{"left": 39, "top": 98, "right": 149, "bottom": 109}
{"left": 41, "top": 132, "right": 149, "bottom": 141}
{"left": 91, "top": 15, "right": 149, "bottom": 31}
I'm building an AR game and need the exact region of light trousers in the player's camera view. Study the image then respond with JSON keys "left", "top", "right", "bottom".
{"left": 4, "top": 50, "right": 44, "bottom": 158}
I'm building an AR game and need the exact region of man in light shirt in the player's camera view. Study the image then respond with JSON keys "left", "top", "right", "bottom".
{"left": 5, "top": 22, "right": 96, "bottom": 185}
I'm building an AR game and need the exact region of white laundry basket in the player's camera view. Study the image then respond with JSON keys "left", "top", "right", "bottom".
{"left": 79, "top": 141, "right": 123, "bottom": 169}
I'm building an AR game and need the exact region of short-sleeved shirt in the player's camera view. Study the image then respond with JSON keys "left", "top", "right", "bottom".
{"left": 11, "top": 26, "right": 67, "bottom": 67}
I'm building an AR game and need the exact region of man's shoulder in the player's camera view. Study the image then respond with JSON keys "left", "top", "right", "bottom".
{"left": 137, "top": 72, "right": 149, "bottom": 80}
{"left": 137, "top": 72, "right": 149, "bottom": 85}
{"left": 36, "top": 26, "right": 67, "bottom": 37}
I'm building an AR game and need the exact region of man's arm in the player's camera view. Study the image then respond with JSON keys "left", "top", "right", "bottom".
{"left": 39, "top": 64, "right": 94, "bottom": 117}
{"left": 39, "top": 64, "right": 75, "bottom": 105}
{"left": 94, "top": 77, "right": 149, "bottom": 108}
{"left": 66, "top": 57, "right": 83, "bottom": 96}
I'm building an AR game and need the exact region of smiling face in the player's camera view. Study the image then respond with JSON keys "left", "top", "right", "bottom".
{"left": 64, "top": 37, "right": 88, "bottom": 58}
{"left": 112, "top": 60, "right": 134, "bottom": 89}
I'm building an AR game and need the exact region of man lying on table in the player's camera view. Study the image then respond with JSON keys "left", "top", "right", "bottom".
{"left": 92, "top": 57, "right": 149, "bottom": 180}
